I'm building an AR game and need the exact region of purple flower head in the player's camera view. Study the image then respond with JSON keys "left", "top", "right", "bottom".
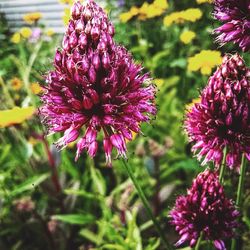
{"left": 185, "top": 54, "right": 250, "bottom": 171}
{"left": 170, "top": 169, "right": 239, "bottom": 250}
{"left": 40, "top": 0, "right": 156, "bottom": 166}
{"left": 213, "top": 0, "right": 250, "bottom": 52}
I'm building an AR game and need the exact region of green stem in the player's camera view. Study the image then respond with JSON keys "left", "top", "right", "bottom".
{"left": 121, "top": 159, "right": 172, "bottom": 250}
{"left": 236, "top": 154, "right": 247, "bottom": 206}
{"left": 219, "top": 146, "right": 227, "bottom": 183}
{"left": 231, "top": 154, "right": 247, "bottom": 250}
{"left": 194, "top": 232, "right": 203, "bottom": 250}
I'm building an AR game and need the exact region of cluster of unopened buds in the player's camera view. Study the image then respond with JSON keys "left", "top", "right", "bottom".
{"left": 40, "top": 0, "right": 156, "bottom": 166}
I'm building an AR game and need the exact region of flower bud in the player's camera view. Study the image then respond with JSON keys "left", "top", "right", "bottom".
{"left": 102, "top": 52, "right": 110, "bottom": 69}
{"left": 79, "top": 33, "right": 88, "bottom": 50}
{"left": 75, "top": 19, "right": 85, "bottom": 33}
{"left": 71, "top": 1, "right": 81, "bottom": 19}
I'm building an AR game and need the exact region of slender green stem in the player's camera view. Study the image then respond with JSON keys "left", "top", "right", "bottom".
{"left": 235, "top": 154, "right": 247, "bottom": 206}
{"left": 121, "top": 159, "right": 172, "bottom": 250}
{"left": 231, "top": 154, "right": 247, "bottom": 250}
{"left": 194, "top": 232, "right": 203, "bottom": 250}
{"left": 219, "top": 146, "right": 227, "bottom": 183}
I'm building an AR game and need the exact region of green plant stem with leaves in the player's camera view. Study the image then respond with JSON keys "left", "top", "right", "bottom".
{"left": 231, "top": 154, "right": 247, "bottom": 250}
{"left": 11, "top": 41, "right": 42, "bottom": 106}
{"left": 121, "top": 159, "right": 172, "bottom": 250}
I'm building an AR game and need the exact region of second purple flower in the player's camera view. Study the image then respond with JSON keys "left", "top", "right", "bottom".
{"left": 185, "top": 54, "right": 250, "bottom": 170}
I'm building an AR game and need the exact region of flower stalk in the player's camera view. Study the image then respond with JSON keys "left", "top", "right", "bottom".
{"left": 194, "top": 232, "right": 203, "bottom": 250}
{"left": 219, "top": 146, "right": 227, "bottom": 183}
{"left": 121, "top": 159, "right": 172, "bottom": 250}
{"left": 231, "top": 154, "right": 247, "bottom": 250}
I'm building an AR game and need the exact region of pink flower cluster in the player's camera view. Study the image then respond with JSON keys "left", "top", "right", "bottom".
{"left": 185, "top": 54, "right": 250, "bottom": 171}
{"left": 40, "top": 0, "right": 156, "bottom": 165}
{"left": 170, "top": 170, "right": 239, "bottom": 250}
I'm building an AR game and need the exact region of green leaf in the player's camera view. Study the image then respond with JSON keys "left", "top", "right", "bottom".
{"left": 52, "top": 214, "right": 95, "bottom": 225}
{"left": 101, "top": 244, "right": 125, "bottom": 250}
{"left": 79, "top": 229, "right": 101, "bottom": 245}
{"left": 64, "top": 188, "right": 102, "bottom": 201}
{"left": 90, "top": 165, "right": 106, "bottom": 196}
{"left": 0, "top": 144, "right": 11, "bottom": 163}
{"left": 10, "top": 173, "right": 50, "bottom": 197}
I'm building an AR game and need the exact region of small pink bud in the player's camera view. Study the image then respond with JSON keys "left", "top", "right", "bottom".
{"left": 71, "top": 1, "right": 81, "bottom": 19}
{"left": 79, "top": 33, "right": 88, "bottom": 50}
{"left": 108, "top": 23, "right": 115, "bottom": 36}
{"left": 225, "top": 113, "right": 233, "bottom": 126}
{"left": 88, "top": 65, "right": 96, "bottom": 84}
{"left": 81, "top": 56, "right": 89, "bottom": 73}
{"left": 83, "top": 7, "right": 92, "bottom": 20}
{"left": 62, "top": 36, "right": 70, "bottom": 51}
{"left": 91, "top": 25, "right": 100, "bottom": 41}
{"left": 75, "top": 19, "right": 85, "bottom": 33}
{"left": 54, "top": 50, "right": 62, "bottom": 67}
{"left": 69, "top": 31, "right": 78, "bottom": 48}
{"left": 88, "top": 89, "right": 99, "bottom": 104}
{"left": 88, "top": 141, "right": 98, "bottom": 157}
{"left": 68, "top": 20, "right": 75, "bottom": 33}
{"left": 102, "top": 52, "right": 110, "bottom": 69}
{"left": 82, "top": 95, "right": 93, "bottom": 110}
{"left": 66, "top": 57, "right": 75, "bottom": 74}
{"left": 92, "top": 53, "right": 101, "bottom": 70}
{"left": 85, "top": 21, "right": 92, "bottom": 34}
{"left": 97, "top": 40, "right": 107, "bottom": 51}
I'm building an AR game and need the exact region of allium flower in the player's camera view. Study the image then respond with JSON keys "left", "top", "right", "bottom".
{"left": 170, "top": 169, "right": 239, "bottom": 250}
{"left": 214, "top": 0, "right": 250, "bottom": 52}
{"left": 40, "top": 0, "right": 156, "bottom": 166}
{"left": 185, "top": 54, "right": 250, "bottom": 170}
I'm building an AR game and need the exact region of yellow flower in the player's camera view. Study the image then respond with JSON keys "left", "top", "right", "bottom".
{"left": 139, "top": 0, "right": 168, "bottom": 20}
{"left": 139, "top": 2, "right": 165, "bottom": 19}
{"left": 187, "top": 50, "right": 222, "bottom": 75}
{"left": 19, "top": 27, "right": 32, "bottom": 38}
{"left": 31, "top": 82, "right": 42, "bottom": 95}
{"left": 163, "top": 8, "right": 202, "bottom": 26}
{"left": 0, "top": 107, "right": 35, "bottom": 128}
{"left": 119, "top": 6, "right": 139, "bottom": 23}
{"left": 153, "top": 0, "right": 169, "bottom": 9}
{"left": 23, "top": 12, "right": 42, "bottom": 24}
{"left": 11, "top": 32, "right": 21, "bottom": 44}
{"left": 196, "top": 0, "right": 212, "bottom": 4}
{"left": 120, "top": 1, "right": 168, "bottom": 22}
{"left": 180, "top": 30, "right": 196, "bottom": 44}
{"left": 10, "top": 77, "right": 23, "bottom": 91}
{"left": 59, "top": 0, "right": 73, "bottom": 4}
{"left": 63, "top": 7, "right": 71, "bottom": 25}
{"left": 186, "top": 98, "right": 201, "bottom": 112}
{"left": 154, "top": 78, "right": 165, "bottom": 87}
{"left": 45, "top": 28, "right": 55, "bottom": 37}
